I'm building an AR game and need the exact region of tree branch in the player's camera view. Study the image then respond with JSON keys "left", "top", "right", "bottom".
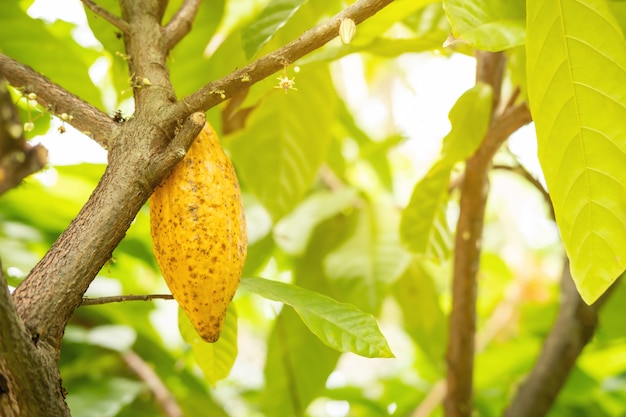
{"left": 81, "top": 0, "right": 130, "bottom": 33}
{"left": 494, "top": 162, "right": 554, "bottom": 219}
{"left": 168, "top": 0, "right": 394, "bottom": 119}
{"left": 0, "top": 54, "right": 118, "bottom": 148}
{"left": 120, "top": 0, "right": 178, "bottom": 112}
{"left": 81, "top": 293, "right": 174, "bottom": 306}
{"left": 122, "top": 350, "right": 183, "bottom": 417}
{"left": 444, "top": 51, "right": 532, "bottom": 417}
{"left": 503, "top": 259, "right": 612, "bottom": 417}
{"left": 163, "top": 0, "right": 202, "bottom": 50}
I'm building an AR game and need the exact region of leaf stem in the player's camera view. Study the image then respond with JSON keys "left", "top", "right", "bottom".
{"left": 163, "top": 0, "right": 202, "bottom": 50}
{"left": 0, "top": 54, "right": 117, "bottom": 148}
{"left": 81, "top": 0, "right": 130, "bottom": 33}
{"left": 81, "top": 294, "right": 174, "bottom": 306}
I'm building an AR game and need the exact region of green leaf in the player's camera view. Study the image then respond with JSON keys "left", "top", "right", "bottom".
{"left": 393, "top": 260, "right": 447, "bottom": 369}
{"left": 475, "top": 339, "right": 540, "bottom": 389}
{"left": 168, "top": 0, "right": 225, "bottom": 98}
{"left": 440, "top": 83, "right": 493, "bottom": 162}
{"left": 202, "top": 31, "right": 249, "bottom": 89}
{"left": 360, "top": 134, "right": 405, "bottom": 191}
{"left": 400, "top": 84, "right": 492, "bottom": 260}
{"left": 323, "top": 386, "right": 391, "bottom": 415}
{"left": 353, "top": 0, "right": 439, "bottom": 47}
{"left": 82, "top": 0, "right": 128, "bottom": 103}
{"left": 229, "top": 66, "right": 336, "bottom": 221}
{"left": 261, "top": 308, "right": 341, "bottom": 417}
{"left": 240, "top": 277, "right": 394, "bottom": 358}
{"left": 400, "top": 161, "right": 453, "bottom": 261}
{"left": 611, "top": 2, "right": 626, "bottom": 35}
{"left": 67, "top": 377, "right": 144, "bottom": 417}
{"left": 526, "top": 0, "right": 626, "bottom": 303}
{"left": 444, "top": 0, "right": 526, "bottom": 51}
{"left": 178, "top": 304, "right": 238, "bottom": 386}
{"left": 0, "top": 3, "right": 103, "bottom": 108}
{"left": 241, "top": 0, "right": 308, "bottom": 59}
{"left": 273, "top": 187, "right": 358, "bottom": 255}
{"left": 301, "top": 3, "right": 449, "bottom": 65}
{"left": 0, "top": 164, "right": 105, "bottom": 243}
{"left": 302, "top": 37, "right": 448, "bottom": 65}
{"left": 242, "top": 192, "right": 273, "bottom": 246}
{"left": 324, "top": 202, "right": 411, "bottom": 313}
{"left": 292, "top": 213, "right": 355, "bottom": 295}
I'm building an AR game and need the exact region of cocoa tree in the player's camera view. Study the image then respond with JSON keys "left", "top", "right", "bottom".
{"left": 0, "top": 1, "right": 393, "bottom": 414}
{"left": 1, "top": 0, "right": 626, "bottom": 416}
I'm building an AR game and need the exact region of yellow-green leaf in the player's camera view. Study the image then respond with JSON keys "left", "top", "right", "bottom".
{"left": 527, "top": 0, "right": 626, "bottom": 303}
{"left": 178, "top": 305, "right": 238, "bottom": 386}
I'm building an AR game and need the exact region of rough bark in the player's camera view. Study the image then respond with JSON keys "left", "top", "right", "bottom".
{"left": 0, "top": 261, "right": 68, "bottom": 417}
{"left": 0, "top": 0, "right": 396, "bottom": 415}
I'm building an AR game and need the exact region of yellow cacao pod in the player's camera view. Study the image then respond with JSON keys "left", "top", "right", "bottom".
{"left": 150, "top": 123, "right": 247, "bottom": 343}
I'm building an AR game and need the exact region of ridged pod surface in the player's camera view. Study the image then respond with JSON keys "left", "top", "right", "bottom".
{"left": 150, "top": 123, "right": 247, "bottom": 343}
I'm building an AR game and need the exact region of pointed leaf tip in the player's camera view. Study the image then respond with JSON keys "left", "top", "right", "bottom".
{"left": 241, "top": 277, "right": 395, "bottom": 358}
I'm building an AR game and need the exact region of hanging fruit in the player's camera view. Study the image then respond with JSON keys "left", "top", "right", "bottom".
{"left": 150, "top": 123, "right": 247, "bottom": 343}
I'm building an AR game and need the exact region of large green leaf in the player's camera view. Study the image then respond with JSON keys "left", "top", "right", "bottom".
{"left": 0, "top": 164, "right": 105, "bottom": 244}
{"left": 400, "top": 162, "right": 453, "bottom": 261}
{"left": 229, "top": 66, "right": 336, "bottom": 221}
{"left": 241, "top": 0, "right": 308, "bottom": 59}
{"left": 440, "top": 83, "right": 493, "bottom": 162}
{"left": 301, "top": 2, "right": 448, "bottom": 64}
{"left": 400, "top": 84, "right": 492, "bottom": 260}
{"left": 353, "top": 0, "right": 438, "bottom": 47}
{"left": 0, "top": 3, "right": 103, "bottom": 108}
{"left": 66, "top": 377, "right": 144, "bottom": 417}
{"left": 474, "top": 339, "right": 540, "bottom": 389}
{"left": 82, "top": 0, "right": 128, "bottom": 104}
{"left": 526, "top": 0, "right": 626, "bottom": 303}
{"left": 168, "top": 0, "right": 225, "bottom": 98}
{"left": 393, "top": 259, "right": 447, "bottom": 368}
{"left": 611, "top": 2, "right": 626, "bottom": 36}
{"left": 257, "top": 214, "right": 348, "bottom": 417}
{"left": 324, "top": 202, "right": 411, "bottom": 313}
{"left": 261, "top": 308, "right": 341, "bottom": 417}
{"left": 253, "top": 0, "right": 342, "bottom": 57}
{"left": 201, "top": 28, "right": 249, "bottom": 86}
{"left": 178, "top": 304, "right": 238, "bottom": 386}
{"left": 273, "top": 187, "right": 358, "bottom": 255}
{"left": 292, "top": 212, "right": 355, "bottom": 294}
{"left": 444, "top": 0, "right": 526, "bottom": 51}
{"left": 240, "top": 277, "right": 394, "bottom": 358}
